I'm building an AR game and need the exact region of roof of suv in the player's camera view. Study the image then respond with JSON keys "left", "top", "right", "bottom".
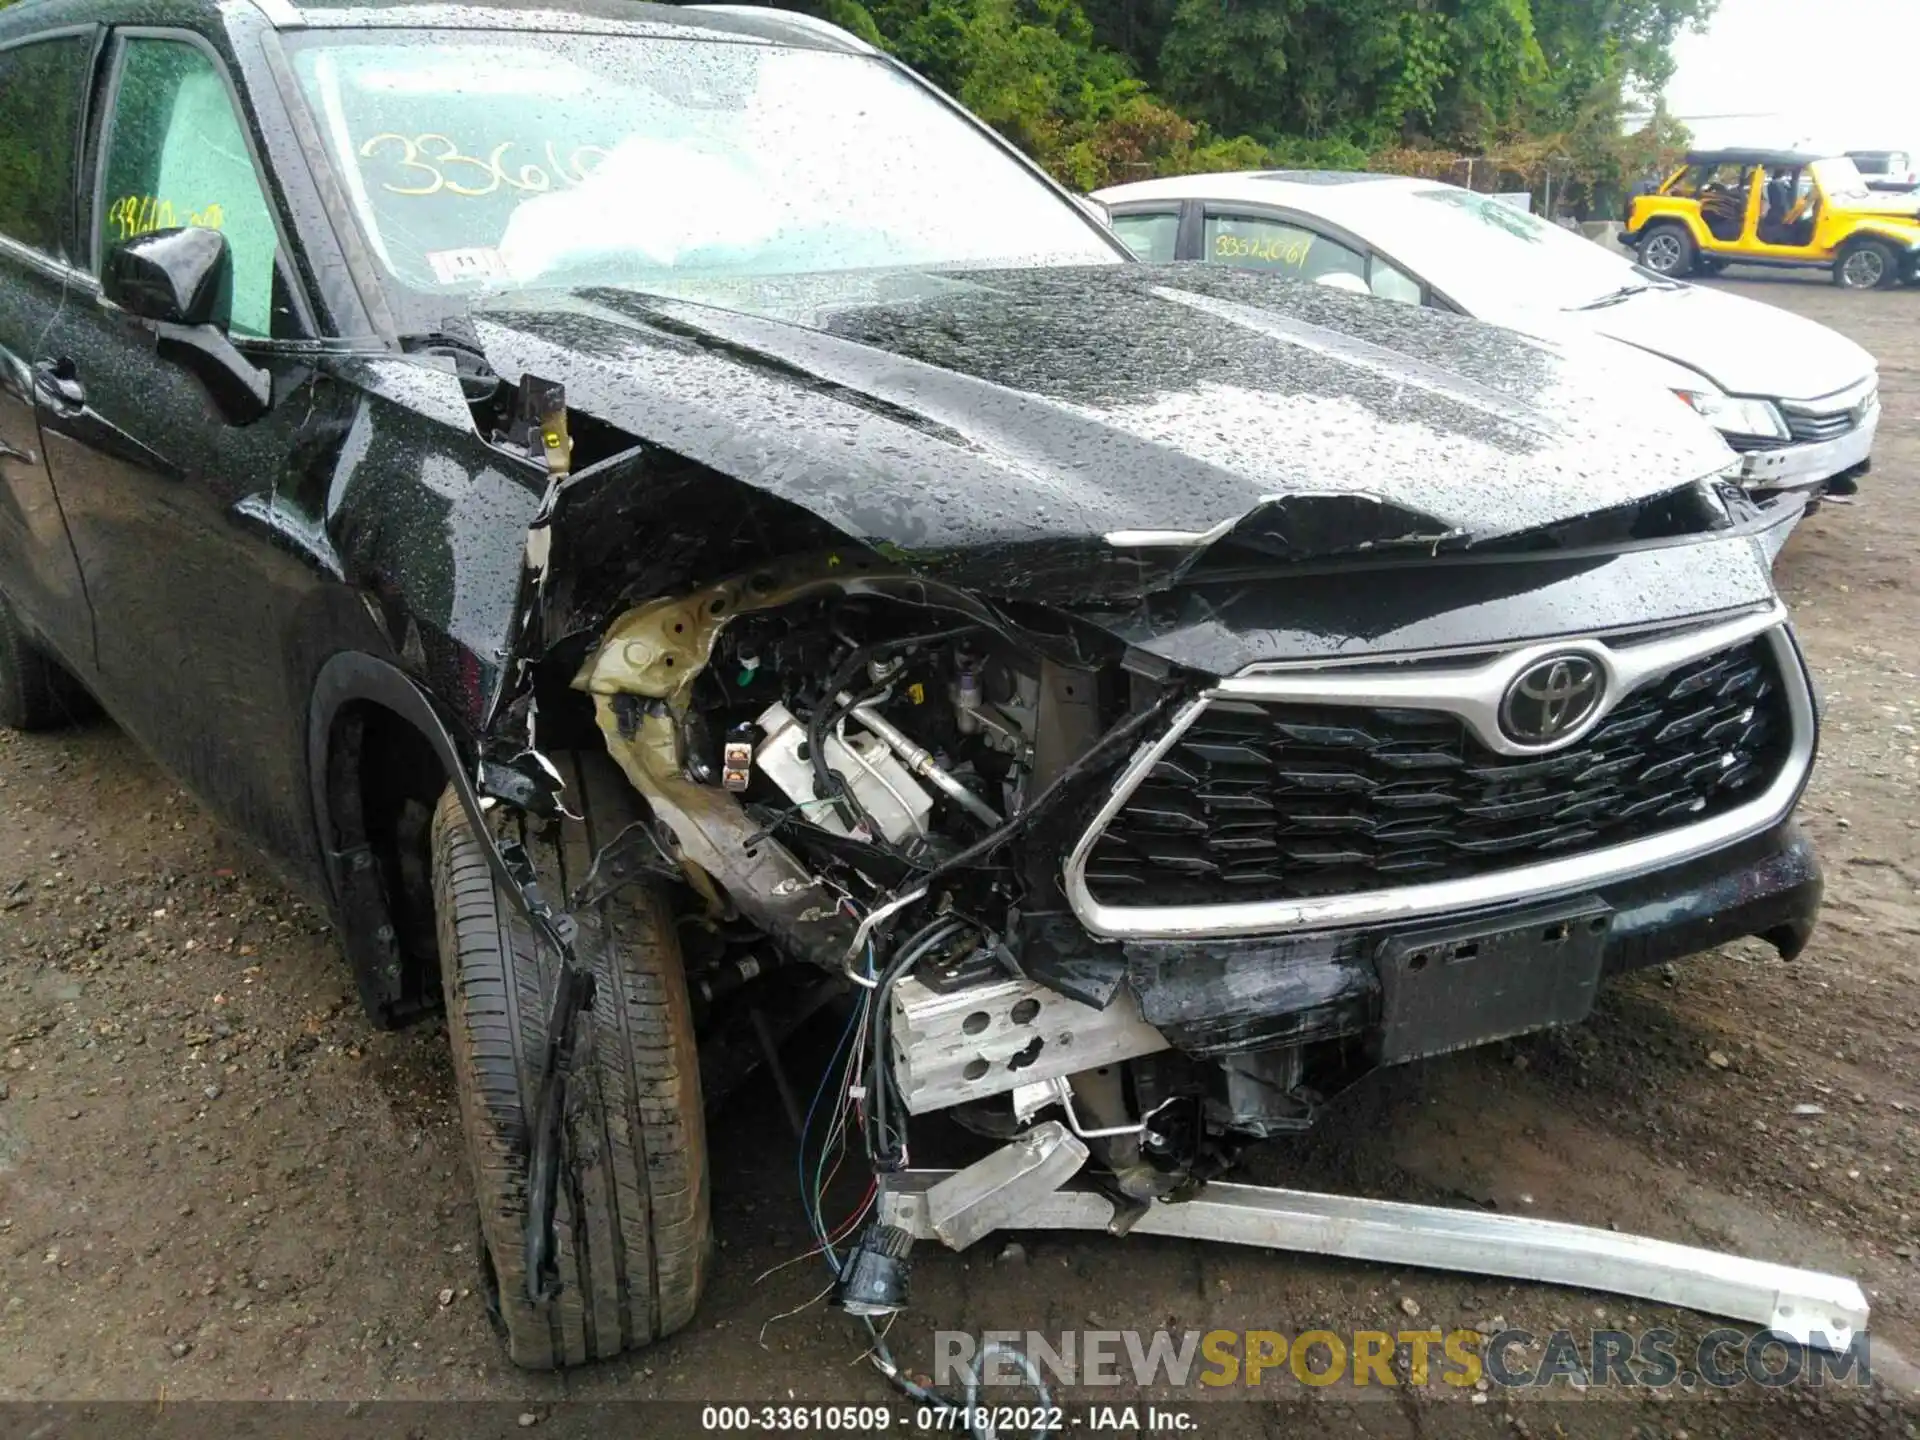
{"left": 1683, "top": 148, "right": 1823, "bottom": 168}
{"left": 0, "top": 0, "right": 871, "bottom": 49}
{"left": 1093, "top": 170, "right": 1435, "bottom": 227}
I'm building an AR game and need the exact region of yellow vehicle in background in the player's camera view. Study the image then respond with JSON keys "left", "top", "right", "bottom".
{"left": 1622, "top": 148, "right": 1920, "bottom": 289}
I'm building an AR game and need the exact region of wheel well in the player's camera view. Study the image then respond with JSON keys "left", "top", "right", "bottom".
{"left": 325, "top": 700, "right": 450, "bottom": 1027}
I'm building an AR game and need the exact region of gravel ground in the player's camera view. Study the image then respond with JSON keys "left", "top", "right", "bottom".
{"left": 1, "top": 278, "right": 1916, "bottom": 1437}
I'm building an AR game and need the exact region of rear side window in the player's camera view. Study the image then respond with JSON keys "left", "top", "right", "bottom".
{"left": 1110, "top": 211, "right": 1180, "bottom": 263}
{"left": 98, "top": 38, "right": 280, "bottom": 336}
{"left": 1203, "top": 213, "right": 1365, "bottom": 284}
{"left": 0, "top": 36, "right": 90, "bottom": 260}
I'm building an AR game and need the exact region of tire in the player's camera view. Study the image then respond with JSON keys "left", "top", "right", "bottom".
{"left": 0, "top": 591, "right": 89, "bottom": 731}
{"left": 432, "top": 750, "right": 710, "bottom": 1369}
{"left": 1834, "top": 239, "right": 1899, "bottom": 290}
{"left": 1637, "top": 223, "right": 1695, "bottom": 278}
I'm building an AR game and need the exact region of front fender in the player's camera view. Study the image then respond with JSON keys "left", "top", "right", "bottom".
{"left": 1848, "top": 223, "right": 1920, "bottom": 253}
{"left": 1630, "top": 202, "right": 1714, "bottom": 250}
{"left": 306, "top": 651, "right": 476, "bottom": 1025}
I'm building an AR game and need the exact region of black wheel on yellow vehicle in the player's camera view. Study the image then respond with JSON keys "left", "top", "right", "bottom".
{"left": 1637, "top": 223, "right": 1694, "bottom": 278}
{"left": 1835, "top": 239, "right": 1899, "bottom": 290}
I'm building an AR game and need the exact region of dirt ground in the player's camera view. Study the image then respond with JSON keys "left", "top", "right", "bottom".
{"left": 2, "top": 277, "right": 1918, "bottom": 1438}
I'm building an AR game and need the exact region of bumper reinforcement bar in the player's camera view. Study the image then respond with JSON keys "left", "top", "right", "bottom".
{"left": 878, "top": 1154, "right": 1867, "bottom": 1352}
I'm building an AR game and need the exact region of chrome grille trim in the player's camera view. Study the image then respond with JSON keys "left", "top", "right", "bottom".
{"left": 1778, "top": 375, "right": 1877, "bottom": 414}
{"left": 1061, "top": 603, "right": 1814, "bottom": 941}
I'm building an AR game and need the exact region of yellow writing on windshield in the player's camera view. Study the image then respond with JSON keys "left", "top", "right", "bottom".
{"left": 106, "top": 195, "right": 227, "bottom": 241}
{"left": 357, "top": 134, "right": 609, "bottom": 198}
{"left": 1214, "top": 231, "right": 1313, "bottom": 266}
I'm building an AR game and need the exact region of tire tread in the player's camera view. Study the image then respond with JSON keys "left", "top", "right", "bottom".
{"left": 431, "top": 751, "right": 709, "bottom": 1370}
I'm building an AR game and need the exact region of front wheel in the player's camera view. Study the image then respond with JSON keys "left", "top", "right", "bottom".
{"left": 1637, "top": 223, "right": 1695, "bottom": 278}
{"left": 1835, "top": 239, "right": 1899, "bottom": 290}
{"left": 432, "top": 750, "right": 710, "bottom": 1369}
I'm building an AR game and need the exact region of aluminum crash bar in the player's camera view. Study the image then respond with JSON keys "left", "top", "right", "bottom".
{"left": 879, "top": 1168, "right": 1868, "bottom": 1353}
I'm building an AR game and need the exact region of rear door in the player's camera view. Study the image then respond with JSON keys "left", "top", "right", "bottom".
{"left": 0, "top": 28, "right": 98, "bottom": 671}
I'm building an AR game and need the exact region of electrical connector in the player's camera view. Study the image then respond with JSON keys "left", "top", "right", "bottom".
{"left": 834, "top": 1222, "right": 914, "bottom": 1316}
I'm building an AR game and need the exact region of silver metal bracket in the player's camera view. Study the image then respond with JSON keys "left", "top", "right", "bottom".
{"left": 880, "top": 1171, "right": 1868, "bottom": 1352}
{"left": 924, "top": 1121, "right": 1090, "bottom": 1252}
{"left": 889, "top": 974, "right": 1167, "bottom": 1113}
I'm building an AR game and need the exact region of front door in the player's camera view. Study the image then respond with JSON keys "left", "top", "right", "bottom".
{"left": 36, "top": 30, "right": 330, "bottom": 861}
{"left": 0, "top": 31, "right": 97, "bottom": 671}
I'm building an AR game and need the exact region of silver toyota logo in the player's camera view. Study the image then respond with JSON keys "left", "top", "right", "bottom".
{"left": 1500, "top": 654, "right": 1604, "bottom": 746}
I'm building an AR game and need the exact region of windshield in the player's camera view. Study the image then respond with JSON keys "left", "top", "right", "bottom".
{"left": 1357, "top": 185, "right": 1650, "bottom": 312}
{"left": 284, "top": 30, "right": 1119, "bottom": 301}
{"left": 1811, "top": 156, "right": 1874, "bottom": 202}
{"left": 1850, "top": 152, "right": 1908, "bottom": 176}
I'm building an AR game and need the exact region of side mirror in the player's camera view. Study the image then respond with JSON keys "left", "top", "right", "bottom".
{"left": 103, "top": 226, "right": 232, "bottom": 327}
{"left": 101, "top": 227, "right": 269, "bottom": 425}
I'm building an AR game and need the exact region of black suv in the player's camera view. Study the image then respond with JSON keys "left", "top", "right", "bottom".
{"left": 0, "top": 0, "right": 1819, "bottom": 1370}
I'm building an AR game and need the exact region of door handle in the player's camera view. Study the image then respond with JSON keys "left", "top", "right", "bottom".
{"left": 32, "top": 359, "right": 85, "bottom": 414}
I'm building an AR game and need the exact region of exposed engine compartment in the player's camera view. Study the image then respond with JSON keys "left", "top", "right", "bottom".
{"left": 570, "top": 557, "right": 1133, "bottom": 944}
{"left": 418, "top": 349, "right": 1831, "bottom": 1389}
{"left": 689, "top": 597, "right": 1040, "bottom": 854}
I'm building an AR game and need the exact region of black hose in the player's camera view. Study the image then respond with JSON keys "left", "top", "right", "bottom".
{"left": 863, "top": 914, "right": 972, "bottom": 1167}
{"left": 862, "top": 1318, "right": 1056, "bottom": 1440}
{"left": 915, "top": 689, "right": 1180, "bottom": 890}
{"left": 855, "top": 691, "right": 1183, "bottom": 1168}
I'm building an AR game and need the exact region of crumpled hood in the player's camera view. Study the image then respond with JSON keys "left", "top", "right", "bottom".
{"left": 1558, "top": 281, "right": 1877, "bottom": 402}
{"left": 470, "top": 265, "right": 1735, "bottom": 599}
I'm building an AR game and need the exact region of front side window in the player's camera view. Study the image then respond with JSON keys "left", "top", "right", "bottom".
{"left": 1673, "top": 162, "right": 1749, "bottom": 197}
{"left": 1109, "top": 211, "right": 1180, "bottom": 263}
{"left": 0, "top": 36, "right": 90, "bottom": 260}
{"left": 98, "top": 39, "right": 281, "bottom": 336}
{"left": 283, "top": 30, "right": 1118, "bottom": 300}
{"left": 1203, "top": 214, "right": 1364, "bottom": 283}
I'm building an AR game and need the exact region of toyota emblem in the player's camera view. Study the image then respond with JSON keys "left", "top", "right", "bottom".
{"left": 1500, "top": 654, "right": 1604, "bottom": 746}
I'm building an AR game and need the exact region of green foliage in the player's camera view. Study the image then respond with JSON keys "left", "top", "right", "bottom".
{"left": 786, "top": 0, "right": 1714, "bottom": 196}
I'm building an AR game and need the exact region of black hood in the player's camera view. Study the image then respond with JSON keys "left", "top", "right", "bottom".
{"left": 469, "top": 264, "right": 1738, "bottom": 601}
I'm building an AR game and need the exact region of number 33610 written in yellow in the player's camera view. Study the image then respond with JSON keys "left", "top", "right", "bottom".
{"left": 357, "top": 133, "right": 607, "bottom": 197}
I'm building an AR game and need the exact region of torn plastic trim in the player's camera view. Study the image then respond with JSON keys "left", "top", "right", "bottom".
{"left": 438, "top": 746, "right": 596, "bottom": 1308}
{"left": 1102, "top": 477, "right": 1748, "bottom": 584}
{"left": 1104, "top": 490, "right": 1464, "bottom": 560}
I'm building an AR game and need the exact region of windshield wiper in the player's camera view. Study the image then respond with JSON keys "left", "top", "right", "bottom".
{"left": 1571, "top": 281, "right": 1659, "bottom": 310}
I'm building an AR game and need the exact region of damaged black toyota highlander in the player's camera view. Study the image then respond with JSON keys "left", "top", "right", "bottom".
{"left": 0, "top": 0, "right": 1819, "bottom": 1370}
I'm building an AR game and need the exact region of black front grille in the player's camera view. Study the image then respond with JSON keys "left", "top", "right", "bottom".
{"left": 1784, "top": 408, "right": 1860, "bottom": 444}
{"left": 1083, "top": 638, "right": 1794, "bottom": 908}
